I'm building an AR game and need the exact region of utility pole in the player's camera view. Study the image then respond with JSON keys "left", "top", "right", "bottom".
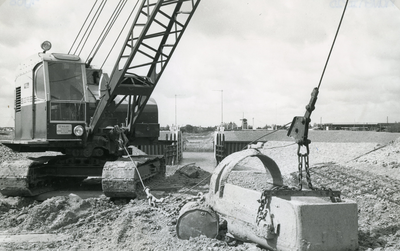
{"left": 175, "top": 95, "right": 177, "bottom": 128}
{"left": 213, "top": 90, "right": 223, "bottom": 128}
{"left": 175, "top": 94, "right": 181, "bottom": 130}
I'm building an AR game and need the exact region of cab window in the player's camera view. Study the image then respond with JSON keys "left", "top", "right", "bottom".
{"left": 48, "top": 62, "right": 84, "bottom": 101}
{"left": 34, "top": 64, "right": 45, "bottom": 100}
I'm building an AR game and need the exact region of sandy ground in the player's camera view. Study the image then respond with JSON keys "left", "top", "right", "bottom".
{"left": 1, "top": 131, "right": 400, "bottom": 250}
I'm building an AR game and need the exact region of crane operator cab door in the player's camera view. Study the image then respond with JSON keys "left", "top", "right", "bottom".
{"left": 47, "top": 56, "right": 86, "bottom": 141}
{"left": 14, "top": 53, "right": 87, "bottom": 142}
{"left": 32, "top": 63, "right": 47, "bottom": 139}
{"left": 14, "top": 56, "right": 47, "bottom": 140}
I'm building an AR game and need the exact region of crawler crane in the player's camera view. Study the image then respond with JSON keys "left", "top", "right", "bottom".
{"left": 0, "top": 0, "right": 200, "bottom": 197}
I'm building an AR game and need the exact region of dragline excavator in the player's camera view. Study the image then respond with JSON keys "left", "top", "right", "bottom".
{"left": 0, "top": 0, "right": 201, "bottom": 197}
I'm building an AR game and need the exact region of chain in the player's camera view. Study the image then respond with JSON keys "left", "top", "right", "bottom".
{"left": 111, "top": 126, "right": 209, "bottom": 210}
{"left": 296, "top": 145, "right": 343, "bottom": 202}
{"left": 297, "top": 144, "right": 314, "bottom": 190}
{"left": 256, "top": 190, "right": 271, "bottom": 225}
{"left": 122, "top": 145, "right": 147, "bottom": 191}
{"left": 297, "top": 153, "right": 303, "bottom": 190}
{"left": 304, "top": 153, "right": 314, "bottom": 190}
{"left": 115, "top": 128, "right": 168, "bottom": 208}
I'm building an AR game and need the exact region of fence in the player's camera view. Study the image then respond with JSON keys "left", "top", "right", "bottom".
{"left": 138, "top": 130, "right": 183, "bottom": 165}
{"left": 214, "top": 132, "right": 253, "bottom": 164}
{"left": 214, "top": 131, "right": 271, "bottom": 164}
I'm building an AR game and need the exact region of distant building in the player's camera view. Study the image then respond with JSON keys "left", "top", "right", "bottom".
{"left": 321, "top": 123, "right": 399, "bottom": 132}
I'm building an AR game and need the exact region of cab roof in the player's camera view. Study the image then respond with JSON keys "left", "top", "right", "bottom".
{"left": 16, "top": 53, "right": 83, "bottom": 78}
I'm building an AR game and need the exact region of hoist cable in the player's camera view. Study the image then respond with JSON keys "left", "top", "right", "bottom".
{"left": 288, "top": 1, "right": 349, "bottom": 191}
{"left": 77, "top": 0, "right": 107, "bottom": 56}
{"left": 86, "top": 0, "right": 127, "bottom": 65}
{"left": 73, "top": 0, "right": 106, "bottom": 55}
{"left": 100, "top": 0, "right": 140, "bottom": 69}
{"left": 69, "top": 0, "right": 98, "bottom": 54}
{"left": 122, "top": 146, "right": 146, "bottom": 190}
{"left": 86, "top": 0, "right": 123, "bottom": 63}
{"left": 99, "top": 0, "right": 128, "bottom": 51}
{"left": 78, "top": 0, "right": 107, "bottom": 56}
{"left": 242, "top": 121, "right": 293, "bottom": 150}
{"left": 317, "top": 0, "right": 349, "bottom": 90}
{"left": 264, "top": 142, "right": 297, "bottom": 150}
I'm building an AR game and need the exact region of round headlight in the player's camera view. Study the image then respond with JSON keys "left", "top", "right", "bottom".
{"left": 73, "top": 125, "right": 84, "bottom": 137}
{"left": 41, "top": 41, "right": 52, "bottom": 52}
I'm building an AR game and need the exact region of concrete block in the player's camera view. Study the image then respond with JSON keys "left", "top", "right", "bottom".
{"left": 209, "top": 183, "right": 358, "bottom": 251}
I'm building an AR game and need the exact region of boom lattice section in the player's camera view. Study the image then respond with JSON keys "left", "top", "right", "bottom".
{"left": 90, "top": 0, "right": 200, "bottom": 134}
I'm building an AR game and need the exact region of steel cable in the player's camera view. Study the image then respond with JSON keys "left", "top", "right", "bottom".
{"left": 317, "top": 0, "right": 349, "bottom": 90}
{"left": 68, "top": 0, "right": 98, "bottom": 54}
{"left": 121, "top": 145, "right": 147, "bottom": 190}
{"left": 85, "top": 0, "right": 124, "bottom": 63}
{"left": 100, "top": 0, "right": 139, "bottom": 69}
{"left": 73, "top": 0, "right": 106, "bottom": 55}
{"left": 86, "top": 0, "right": 128, "bottom": 65}
{"left": 241, "top": 121, "right": 292, "bottom": 150}
{"left": 76, "top": 0, "right": 107, "bottom": 56}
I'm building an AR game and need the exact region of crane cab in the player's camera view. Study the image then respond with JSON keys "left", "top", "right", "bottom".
{"left": 4, "top": 41, "right": 161, "bottom": 155}
{"left": 10, "top": 51, "right": 87, "bottom": 150}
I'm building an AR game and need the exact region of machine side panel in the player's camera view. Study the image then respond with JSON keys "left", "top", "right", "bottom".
{"left": 14, "top": 107, "right": 22, "bottom": 140}
{"left": 34, "top": 101, "right": 47, "bottom": 139}
{"left": 16, "top": 72, "right": 33, "bottom": 140}
{"left": 19, "top": 104, "right": 33, "bottom": 140}
{"left": 14, "top": 86, "right": 22, "bottom": 139}
{"left": 14, "top": 54, "right": 43, "bottom": 141}
{"left": 136, "top": 99, "right": 158, "bottom": 124}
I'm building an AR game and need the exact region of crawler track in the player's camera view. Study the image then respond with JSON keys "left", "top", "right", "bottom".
{"left": 0, "top": 154, "right": 165, "bottom": 198}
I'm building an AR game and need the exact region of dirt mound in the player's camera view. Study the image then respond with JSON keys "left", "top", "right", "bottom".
{"left": 309, "top": 164, "right": 400, "bottom": 250}
{"left": 352, "top": 137, "right": 400, "bottom": 167}
{"left": 0, "top": 144, "right": 22, "bottom": 164}
{"left": 346, "top": 137, "right": 400, "bottom": 180}
{"left": 0, "top": 189, "right": 262, "bottom": 251}
{"left": 259, "top": 141, "right": 381, "bottom": 175}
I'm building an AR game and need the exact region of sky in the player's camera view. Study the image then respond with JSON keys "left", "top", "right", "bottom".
{"left": 0, "top": 0, "right": 399, "bottom": 129}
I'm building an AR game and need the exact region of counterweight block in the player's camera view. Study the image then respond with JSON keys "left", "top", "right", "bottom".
{"left": 205, "top": 149, "right": 358, "bottom": 251}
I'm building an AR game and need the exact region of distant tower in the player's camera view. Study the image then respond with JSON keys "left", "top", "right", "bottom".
{"left": 241, "top": 118, "right": 248, "bottom": 130}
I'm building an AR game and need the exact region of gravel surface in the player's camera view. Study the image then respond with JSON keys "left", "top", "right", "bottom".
{"left": 1, "top": 131, "right": 400, "bottom": 250}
